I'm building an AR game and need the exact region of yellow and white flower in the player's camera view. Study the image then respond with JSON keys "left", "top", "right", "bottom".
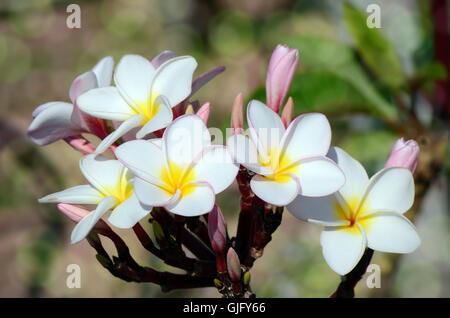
{"left": 38, "top": 154, "right": 152, "bottom": 243}
{"left": 115, "top": 115, "right": 239, "bottom": 216}
{"left": 227, "top": 100, "right": 345, "bottom": 206}
{"left": 77, "top": 54, "right": 198, "bottom": 153}
{"left": 287, "top": 147, "right": 421, "bottom": 275}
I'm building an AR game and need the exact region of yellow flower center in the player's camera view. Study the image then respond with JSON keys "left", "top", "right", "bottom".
{"left": 159, "top": 161, "right": 196, "bottom": 197}
{"left": 102, "top": 171, "right": 134, "bottom": 207}
{"left": 334, "top": 195, "right": 373, "bottom": 235}
{"left": 133, "top": 93, "right": 161, "bottom": 124}
{"left": 258, "top": 147, "right": 299, "bottom": 183}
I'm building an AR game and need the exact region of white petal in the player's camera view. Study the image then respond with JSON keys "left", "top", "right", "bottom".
{"left": 77, "top": 86, "right": 135, "bottom": 121}
{"left": 280, "top": 113, "right": 331, "bottom": 163}
{"left": 150, "top": 56, "right": 197, "bottom": 107}
{"left": 164, "top": 115, "right": 211, "bottom": 166}
{"left": 32, "top": 101, "right": 60, "bottom": 118}
{"left": 94, "top": 114, "right": 144, "bottom": 154}
{"left": 250, "top": 174, "right": 299, "bottom": 206}
{"left": 362, "top": 211, "right": 420, "bottom": 253}
{"left": 133, "top": 177, "right": 178, "bottom": 207}
{"left": 69, "top": 71, "right": 98, "bottom": 104}
{"left": 287, "top": 193, "right": 349, "bottom": 226}
{"left": 114, "top": 54, "right": 155, "bottom": 106}
{"left": 38, "top": 185, "right": 103, "bottom": 204}
{"left": 27, "top": 102, "right": 78, "bottom": 145}
{"left": 295, "top": 157, "right": 345, "bottom": 197}
{"left": 166, "top": 181, "right": 215, "bottom": 216}
{"left": 327, "top": 147, "right": 369, "bottom": 204}
{"left": 115, "top": 139, "right": 166, "bottom": 186}
{"left": 226, "top": 134, "right": 273, "bottom": 176}
{"left": 190, "top": 145, "right": 239, "bottom": 194}
{"left": 320, "top": 224, "right": 367, "bottom": 275}
{"left": 71, "top": 196, "right": 118, "bottom": 244}
{"left": 79, "top": 154, "right": 129, "bottom": 196}
{"left": 360, "top": 167, "right": 414, "bottom": 215}
{"left": 247, "top": 100, "right": 285, "bottom": 158}
{"left": 108, "top": 192, "right": 152, "bottom": 229}
{"left": 92, "top": 56, "right": 114, "bottom": 87}
{"left": 135, "top": 95, "right": 173, "bottom": 139}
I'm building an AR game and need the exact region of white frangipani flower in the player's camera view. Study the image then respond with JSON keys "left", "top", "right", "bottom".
{"left": 227, "top": 100, "right": 345, "bottom": 206}
{"left": 38, "top": 154, "right": 152, "bottom": 243}
{"left": 287, "top": 147, "right": 421, "bottom": 275}
{"left": 115, "top": 115, "right": 239, "bottom": 216}
{"left": 77, "top": 54, "right": 198, "bottom": 153}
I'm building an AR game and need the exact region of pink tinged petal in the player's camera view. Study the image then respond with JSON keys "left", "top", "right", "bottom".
{"left": 57, "top": 203, "right": 90, "bottom": 223}
{"left": 71, "top": 196, "right": 118, "bottom": 244}
{"left": 77, "top": 86, "right": 135, "bottom": 121}
{"left": 38, "top": 185, "right": 103, "bottom": 204}
{"left": 250, "top": 173, "right": 300, "bottom": 206}
{"left": 268, "top": 44, "right": 290, "bottom": 74}
{"left": 32, "top": 101, "right": 61, "bottom": 118}
{"left": 27, "top": 102, "right": 79, "bottom": 146}
{"left": 64, "top": 135, "right": 95, "bottom": 155}
{"left": 360, "top": 167, "right": 414, "bottom": 215}
{"left": 166, "top": 181, "right": 215, "bottom": 216}
{"left": 114, "top": 54, "right": 155, "bottom": 107}
{"left": 69, "top": 71, "right": 98, "bottom": 104}
{"left": 320, "top": 224, "right": 367, "bottom": 275}
{"left": 95, "top": 114, "right": 144, "bottom": 154}
{"left": 226, "top": 134, "right": 273, "bottom": 175}
{"left": 362, "top": 211, "right": 420, "bottom": 253}
{"left": 190, "top": 66, "right": 226, "bottom": 97}
{"left": 92, "top": 56, "right": 114, "bottom": 87}
{"left": 208, "top": 205, "right": 227, "bottom": 254}
{"left": 280, "top": 113, "right": 331, "bottom": 163}
{"left": 133, "top": 177, "right": 180, "bottom": 207}
{"left": 164, "top": 115, "right": 211, "bottom": 166}
{"left": 247, "top": 100, "right": 285, "bottom": 158}
{"left": 230, "top": 93, "right": 244, "bottom": 135}
{"left": 327, "top": 147, "right": 369, "bottom": 202}
{"left": 295, "top": 157, "right": 345, "bottom": 197}
{"left": 79, "top": 154, "right": 129, "bottom": 197}
{"left": 150, "top": 56, "right": 198, "bottom": 107}
{"left": 151, "top": 50, "right": 177, "bottom": 68}
{"left": 190, "top": 145, "right": 239, "bottom": 194}
{"left": 385, "top": 137, "right": 419, "bottom": 173}
{"left": 196, "top": 102, "right": 210, "bottom": 125}
{"left": 108, "top": 192, "right": 153, "bottom": 229}
{"left": 266, "top": 45, "right": 298, "bottom": 113}
{"left": 115, "top": 139, "right": 166, "bottom": 186}
{"left": 135, "top": 95, "right": 173, "bottom": 139}
{"left": 287, "top": 193, "right": 350, "bottom": 226}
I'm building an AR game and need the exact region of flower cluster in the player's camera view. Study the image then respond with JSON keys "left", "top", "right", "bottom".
{"left": 29, "top": 45, "right": 421, "bottom": 286}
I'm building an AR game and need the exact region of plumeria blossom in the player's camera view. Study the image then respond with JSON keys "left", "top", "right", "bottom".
{"left": 38, "top": 154, "right": 152, "bottom": 243}
{"left": 28, "top": 56, "right": 114, "bottom": 146}
{"left": 115, "top": 115, "right": 239, "bottom": 216}
{"left": 77, "top": 54, "right": 198, "bottom": 153}
{"left": 385, "top": 137, "right": 419, "bottom": 173}
{"left": 227, "top": 100, "right": 345, "bottom": 206}
{"left": 287, "top": 147, "right": 420, "bottom": 275}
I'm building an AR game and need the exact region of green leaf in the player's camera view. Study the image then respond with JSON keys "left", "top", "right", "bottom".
{"left": 343, "top": 3, "right": 404, "bottom": 90}
{"left": 414, "top": 61, "right": 447, "bottom": 81}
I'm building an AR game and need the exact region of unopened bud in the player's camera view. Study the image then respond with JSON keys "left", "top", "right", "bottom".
{"left": 57, "top": 203, "right": 89, "bottom": 223}
{"left": 243, "top": 271, "right": 251, "bottom": 285}
{"left": 227, "top": 247, "right": 241, "bottom": 282}
{"left": 281, "top": 97, "right": 294, "bottom": 128}
{"left": 208, "top": 205, "right": 227, "bottom": 254}
{"left": 385, "top": 137, "right": 420, "bottom": 173}
{"left": 231, "top": 93, "right": 244, "bottom": 135}
{"left": 196, "top": 102, "right": 211, "bottom": 125}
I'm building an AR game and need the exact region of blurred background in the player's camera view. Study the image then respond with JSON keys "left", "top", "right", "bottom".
{"left": 0, "top": 0, "right": 449, "bottom": 297}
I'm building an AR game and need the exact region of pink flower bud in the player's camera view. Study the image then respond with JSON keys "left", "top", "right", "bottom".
{"left": 385, "top": 137, "right": 419, "bottom": 173}
{"left": 231, "top": 93, "right": 244, "bottom": 135}
{"left": 281, "top": 97, "right": 294, "bottom": 128}
{"left": 197, "top": 102, "right": 211, "bottom": 125}
{"left": 57, "top": 203, "right": 89, "bottom": 223}
{"left": 266, "top": 44, "right": 299, "bottom": 113}
{"left": 64, "top": 135, "right": 95, "bottom": 155}
{"left": 208, "top": 205, "right": 226, "bottom": 254}
{"left": 226, "top": 247, "right": 241, "bottom": 282}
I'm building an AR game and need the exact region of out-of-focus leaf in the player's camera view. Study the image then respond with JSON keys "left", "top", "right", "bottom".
{"left": 275, "top": 36, "right": 398, "bottom": 120}
{"left": 414, "top": 61, "right": 447, "bottom": 81}
{"left": 343, "top": 3, "right": 404, "bottom": 90}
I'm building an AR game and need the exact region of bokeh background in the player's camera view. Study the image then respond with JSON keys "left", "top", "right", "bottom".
{"left": 0, "top": 0, "right": 449, "bottom": 297}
